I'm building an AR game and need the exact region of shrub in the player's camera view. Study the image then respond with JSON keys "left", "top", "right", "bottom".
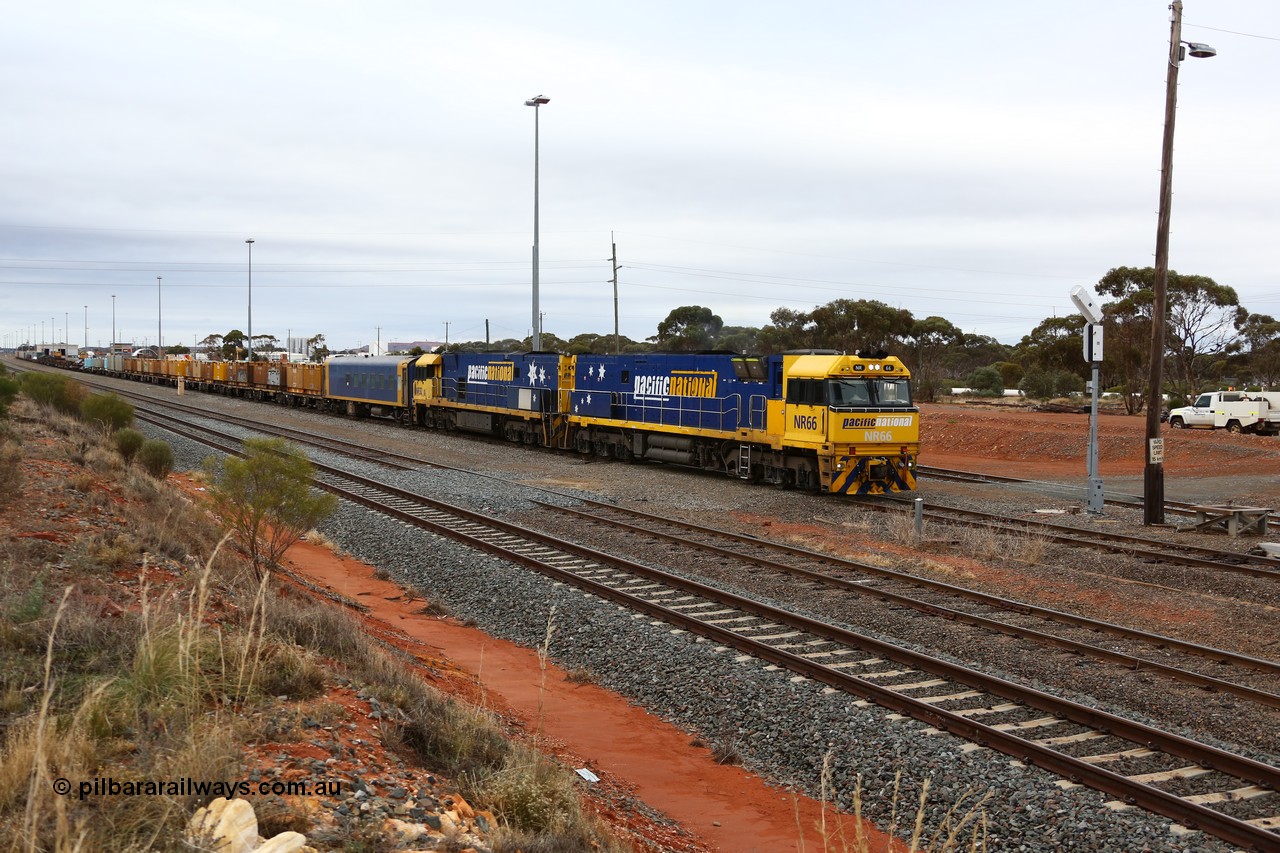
{"left": 113, "top": 428, "right": 145, "bottom": 463}
{"left": 966, "top": 366, "right": 1004, "bottom": 397}
{"left": 1021, "top": 367, "right": 1085, "bottom": 399}
{"left": 0, "top": 442, "right": 23, "bottom": 507}
{"left": 80, "top": 393, "right": 134, "bottom": 432}
{"left": 203, "top": 438, "right": 337, "bottom": 578}
{"left": 19, "top": 372, "right": 88, "bottom": 416}
{"left": 19, "top": 372, "right": 69, "bottom": 408}
{"left": 0, "top": 366, "right": 18, "bottom": 419}
{"left": 136, "top": 439, "right": 174, "bottom": 480}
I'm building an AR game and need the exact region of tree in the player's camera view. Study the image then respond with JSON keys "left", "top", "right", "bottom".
{"left": 756, "top": 307, "right": 814, "bottom": 354}
{"left": 652, "top": 306, "right": 724, "bottom": 351}
{"left": 199, "top": 333, "right": 224, "bottom": 356}
{"left": 939, "top": 333, "right": 1012, "bottom": 380}
{"left": 1166, "top": 273, "right": 1246, "bottom": 397}
{"left": 1236, "top": 313, "right": 1280, "bottom": 387}
{"left": 1096, "top": 265, "right": 1246, "bottom": 405}
{"left": 1013, "top": 315, "right": 1086, "bottom": 376}
{"left": 1020, "top": 367, "right": 1084, "bottom": 399}
{"left": 566, "top": 332, "right": 607, "bottom": 354}
{"left": 715, "top": 325, "right": 759, "bottom": 354}
{"left": 807, "top": 299, "right": 914, "bottom": 354}
{"left": 251, "top": 333, "right": 279, "bottom": 353}
{"left": 203, "top": 438, "right": 338, "bottom": 580}
{"left": 967, "top": 366, "right": 1004, "bottom": 397}
{"left": 165, "top": 344, "right": 190, "bottom": 355}
{"left": 305, "top": 333, "right": 330, "bottom": 362}
{"left": 222, "top": 330, "right": 247, "bottom": 360}
{"left": 904, "top": 316, "right": 962, "bottom": 402}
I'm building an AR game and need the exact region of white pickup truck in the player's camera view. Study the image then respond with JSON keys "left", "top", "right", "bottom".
{"left": 1166, "top": 390, "right": 1280, "bottom": 435}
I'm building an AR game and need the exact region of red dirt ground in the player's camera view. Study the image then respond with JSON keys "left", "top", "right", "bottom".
{"left": 919, "top": 402, "right": 1280, "bottom": 501}
{"left": 280, "top": 540, "right": 894, "bottom": 853}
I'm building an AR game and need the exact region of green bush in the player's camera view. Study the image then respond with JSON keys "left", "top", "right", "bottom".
{"left": 966, "top": 366, "right": 1004, "bottom": 397}
{"left": 0, "top": 365, "right": 19, "bottom": 419}
{"left": 19, "top": 372, "right": 88, "bottom": 416}
{"left": 19, "top": 372, "right": 69, "bottom": 407}
{"left": 1021, "top": 367, "right": 1085, "bottom": 399}
{"left": 114, "top": 428, "right": 146, "bottom": 462}
{"left": 0, "top": 442, "right": 21, "bottom": 507}
{"left": 81, "top": 393, "right": 135, "bottom": 432}
{"left": 136, "top": 439, "right": 174, "bottom": 480}
{"left": 202, "top": 438, "right": 337, "bottom": 578}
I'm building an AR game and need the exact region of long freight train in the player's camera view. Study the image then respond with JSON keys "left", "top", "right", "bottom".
{"left": 80, "top": 349, "right": 919, "bottom": 495}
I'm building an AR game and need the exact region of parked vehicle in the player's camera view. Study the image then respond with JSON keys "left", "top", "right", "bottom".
{"left": 1166, "top": 391, "right": 1280, "bottom": 435}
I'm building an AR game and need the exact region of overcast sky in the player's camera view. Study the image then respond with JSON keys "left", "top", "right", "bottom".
{"left": 4, "top": 1, "right": 1278, "bottom": 353}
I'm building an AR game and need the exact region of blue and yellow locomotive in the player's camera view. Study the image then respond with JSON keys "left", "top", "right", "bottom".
{"left": 95, "top": 347, "right": 918, "bottom": 495}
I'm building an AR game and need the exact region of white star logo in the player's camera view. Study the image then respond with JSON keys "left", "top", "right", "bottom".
{"left": 538, "top": 366, "right": 546, "bottom": 384}
{"left": 588, "top": 365, "right": 596, "bottom": 379}
{"left": 598, "top": 365, "right": 606, "bottom": 382}
{"left": 585, "top": 394, "right": 592, "bottom": 406}
{"left": 528, "top": 368, "right": 538, "bottom": 386}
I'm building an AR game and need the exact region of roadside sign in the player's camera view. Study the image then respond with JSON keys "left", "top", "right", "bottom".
{"left": 1149, "top": 437, "right": 1165, "bottom": 464}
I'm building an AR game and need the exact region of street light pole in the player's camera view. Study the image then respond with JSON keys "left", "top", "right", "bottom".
{"left": 525, "top": 95, "right": 549, "bottom": 351}
{"left": 1143, "top": 0, "right": 1215, "bottom": 525}
{"left": 157, "top": 276, "right": 163, "bottom": 353}
{"left": 111, "top": 295, "right": 116, "bottom": 351}
{"left": 83, "top": 305, "right": 87, "bottom": 350}
{"left": 246, "top": 239, "right": 255, "bottom": 360}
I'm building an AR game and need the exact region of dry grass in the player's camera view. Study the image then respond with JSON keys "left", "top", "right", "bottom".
{"left": 801, "top": 754, "right": 991, "bottom": 853}
{"left": 0, "top": 403, "right": 632, "bottom": 851}
{"left": 955, "top": 524, "right": 1052, "bottom": 564}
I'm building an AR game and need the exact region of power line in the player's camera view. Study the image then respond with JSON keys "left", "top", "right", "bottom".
{"left": 1184, "top": 21, "right": 1280, "bottom": 42}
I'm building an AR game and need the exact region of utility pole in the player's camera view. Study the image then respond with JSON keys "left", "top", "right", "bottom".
{"left": 443, "top": 321, "right": 450, "bottom": 348}
{"left": 611, "top": 233, "right": 620, "bottom": 354}
{"left": 1143, "top": 1, "right": 1216, "bottom": 525}
{"left": 485, "top": 319, "right": 489, "bottom": 346}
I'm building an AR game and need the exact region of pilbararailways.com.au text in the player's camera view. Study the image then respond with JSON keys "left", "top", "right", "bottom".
{"left": 53, "top": 776, "right": 344, "bottom": 801}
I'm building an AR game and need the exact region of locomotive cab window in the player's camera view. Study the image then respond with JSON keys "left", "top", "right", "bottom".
{"left": 873, "top": 377, "right": 912, "bottom": 407}
{"left": 786, "top": 379, "right": 827, "bottom": 405}
{"left": 827, "top": 379, "right": 871, "bottom": 407}
{"left": 827, "top": 377, "right": 913, "bottom": 408}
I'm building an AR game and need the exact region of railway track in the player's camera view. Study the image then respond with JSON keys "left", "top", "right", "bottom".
{"left": 864, "top": 493, "right": 1280, "bottom": 579}
{"left": 533, "top": 500, "right": 1280, "bottom": 709}
{"left": 126, "top": 394, "right": 1280, "bottom": 711}
{"left": 122, "top": 391, "right": 1280, "bottom": 849}
{"left": 322, "top": 471, "right": 1280, "bottom": 850}
{"left": 917, "top": 464, "right": 1213, "bottom": 517}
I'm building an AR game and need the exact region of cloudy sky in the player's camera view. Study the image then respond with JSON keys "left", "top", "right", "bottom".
{"left": 4, "top": 1, "right": 1278, "bottom": 353}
